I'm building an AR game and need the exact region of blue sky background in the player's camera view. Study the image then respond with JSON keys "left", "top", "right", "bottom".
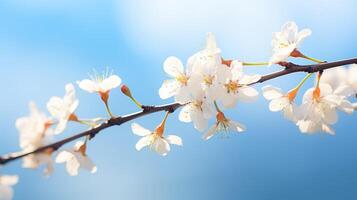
{"left": 0, "top": 0, "right": 357, "bottom": 199}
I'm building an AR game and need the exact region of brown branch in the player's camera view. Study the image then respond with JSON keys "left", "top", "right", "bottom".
{"left": 0, "top": 57, "right": 356, "bottom": 166}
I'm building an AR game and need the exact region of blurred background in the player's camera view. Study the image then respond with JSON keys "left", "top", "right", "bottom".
{"left": 0, "top": 0, "right": 357, "bottom": 199}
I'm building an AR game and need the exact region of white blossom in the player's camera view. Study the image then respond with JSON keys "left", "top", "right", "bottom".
{"left": 159, "top": 56, "right": 198, "bottom": 103}
{"left": 16, "top": 102, "right": 53, "bottom": 149}
{"left": 22, "top": 152, "right": 54, "bottom": 177}
{"left": 55, "top": 141, "right": 97, "bottom": 176}
{"left": 186, "top": 33, "right": 224, "bottom": 99}
{"left": 47, "top": 83, "right": 79, "bottom": 134}
{"left": 269, "top": 21, "right": 311, "bottom": 64}
{"left": 217, "top": 61, "right": 260, "bottom": 108}
{"left": 297, "top": 84, "right": 353, "bottom": 135}
{"left": 262, "top": 85, "right": 300, "bottom": 122}
{"left": 203, "top": 111, "right": 246, "bottom": 140}
{"left": 0, "top": 174, "right": 18, "bottom": 200}
{"left": 320, "top": 64, "right": 357, "bottom": 95}
{"left": 131, "top": 123, "right": 182, "bottom": 156}
{"left": 77, "top": 73, "right": 121, "bottom": 94}
{"left": 179, "top": 90, "right": 214, "bottom": 131}
{"left": 16, "top": 102, "right": 54, "bottom": 175}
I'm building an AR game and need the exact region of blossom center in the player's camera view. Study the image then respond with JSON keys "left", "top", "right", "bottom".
{"left": 224, "top": 80, "right": 239, "bottom": 93}
{"left": 203, "top": 75, "right": 214, "bottom": 86}
{"left": 176, "top": 75, "right": 189, "bottom": 85}
{"left": 192, "top": 100, "right": 203, "bottom": 111}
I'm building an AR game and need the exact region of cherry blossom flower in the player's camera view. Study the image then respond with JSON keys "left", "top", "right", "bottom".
{"left": 0, "top": 174, "right": 18, "bottom": 200}
{"left": 262, "top": 85, "right": 300, "bottom": 122}
{"left": 186, "top": 32, "right": 227, "bottom": 100}
{"left": 159, "top": 56, "right": 198, "bottom": 103}
{"left": 131, "top": 122, "right": 182, "bottom": 156}
{"left": 16, "top": 102, "right": 53, "bottom": 149}
{"left": 269, "top": 21, "right": 311, "bottom": 64}
{"left": 203, "top": 111, "right": 246, "bottom": 140}
{"left": 179, "top": 90, "right": 214, "bottom": 131}
{"left": 77, "top": 72, "right": 121, "bottom": 94}
{"left": 297, "top": 83, "right": 354, "bottom": 135}
{"left": 16, "top": 102, "right": 54, "bottom": 175}
{"left": 320, "top": 64, "right": 357, "bottom": 95}
{"left": 47, "top": 83, "right": 79, "bottom": 134}
{"left": 22, "top": 151, "right": 54, "bottom": 177}
{"left": 55, "top": 141, "right": 97, "bottom": 176}
{"left": 217, "top": 61, "right": 260, "bottom": 108}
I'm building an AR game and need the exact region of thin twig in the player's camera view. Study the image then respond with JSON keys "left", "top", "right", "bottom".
{"left": 0, "top": 57, "right": 356, "bottom": 165}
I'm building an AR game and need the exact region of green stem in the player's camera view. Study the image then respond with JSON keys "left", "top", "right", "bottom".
{"left": 300, "top": 55, "right": 324, "bottom": 63}
{"left": 296, "top": 73, "right": 313, "bottom": 90}
{"left": 242, "top": 62, "right": 269, "bottom": 66}
{"left": 161, "top": 111, "right": 170, "bottom": 125}
{"left": 104, "top": 102, "right": 114, "bottom": 118}
{"left": 130, "top": 97, "right": 142, "bottom": 109}
{"left": 214, "top": 101, "right": 221, "bottom": 112}
{"left": 77, "top": 120, "right": 94, "bottom": 127}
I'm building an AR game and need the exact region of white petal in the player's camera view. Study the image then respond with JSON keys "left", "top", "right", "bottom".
{"left": 0, "top": 176, "right": 18, "bottom": 186}
{"left": 163, "top": 56, "right": 184, "bottom": 77}
{"left": 239, "top": 74, "right": 261, "bottom": 85}
{"left": 100, "top": 75, "right": 121, "bottom": 92}
{"left": 191, "top": 113, "right": 208, "bottom": 132}
{"left": 237, "top": 86, "right": 259, "bottom": 102}
{"left": 202, "top": 125, "right": 217, "bottom": 140}
{"left": 55, "top": 151, "right": 72, "bottom": 163}
{"left": 338, "top": 100, "right": 354, "bottom": 114}
{"left": 178, "top": 105, "right": 192, "bottom": 123}
{"left": 229, "top": 121, "right": 246, "bottom": 132}
{"left": 66, "top": 157, "right": 80, "bottom": 176}
{"left": 283, "top": 103, "right": 299, "bottom": 122}
{"left": 322, "top": 106, "right": 338, "bottom": 125}
{"left": 131, "top": 123, "right": 152, "bottom": 136}
{"left": 80, "top": 156, "right": 97, "bottom": 174}
{"left": 135, "top": 136, "right": 151, "bottom": 151}
{"left": 77, "top": 79, "right": 99, "bottom": 93}
{"left": 269, "top": 97, "right": 289, "bottom": 112}
{"left": 297, "top": 120, "right": 319, "bottom": 134}
{"left": 334, "top": 85, "right": 354, "bottom": 97}
{"left": 54, "top": 119, "right": 68, "bottom": 135}
{"left": 221, "top": 94, "right": 238, "bottom": 108}
{"left": 296, "top": 28, "right": 312, "bottom": 45}
{"left": 322, "top": 123, "right": 335, "bottom": 135}
{"left": 47, "top": 97, "right": 65, "bottom": 118}
{"left": 319, "top": 84, "right": 333, "bottom": 97}
{"left": 174, "top": 86, "right": 191, "bottom": 103}
{"left": 262, "top": 85, "right": 284, "bottom": 100}
{"left": 165, "top": 135, "right": 183, "bottom": 146}
{"left": 159, "top": 79, "right": 180, "bottom": 99}
{"left": 0, "top": 185, "right": 13, "bottom": 200}
{"left": 154, "top": 138, "right": 170, "bottom": 156}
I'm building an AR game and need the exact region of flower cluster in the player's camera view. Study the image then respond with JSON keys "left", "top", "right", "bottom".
{"left": 14, "top": 72, "right": 122, "bottom": 180}
{"left": 159, "top": 33, "right": 259, "bottom": 141}
{"left": 1, "top": 21, "right": 356, "bottom": 200}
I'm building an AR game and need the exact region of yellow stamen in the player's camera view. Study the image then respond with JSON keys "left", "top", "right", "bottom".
{"left": 176, "top": 75, "right": 189, "bottom": 85}
{"left": 224, "top": 80, "right": 239, "bottom": 93}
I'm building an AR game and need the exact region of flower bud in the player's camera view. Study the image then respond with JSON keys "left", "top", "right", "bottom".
{"left": 121, "top": 84, "right": 142, "bottom": 108}
{"left": 121, "top": 85, "right": 133, "bottom": 98}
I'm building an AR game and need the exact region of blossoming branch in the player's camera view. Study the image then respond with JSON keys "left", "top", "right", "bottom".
{"left": 0, "top": 21, "right": 357, "bottom": 200}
